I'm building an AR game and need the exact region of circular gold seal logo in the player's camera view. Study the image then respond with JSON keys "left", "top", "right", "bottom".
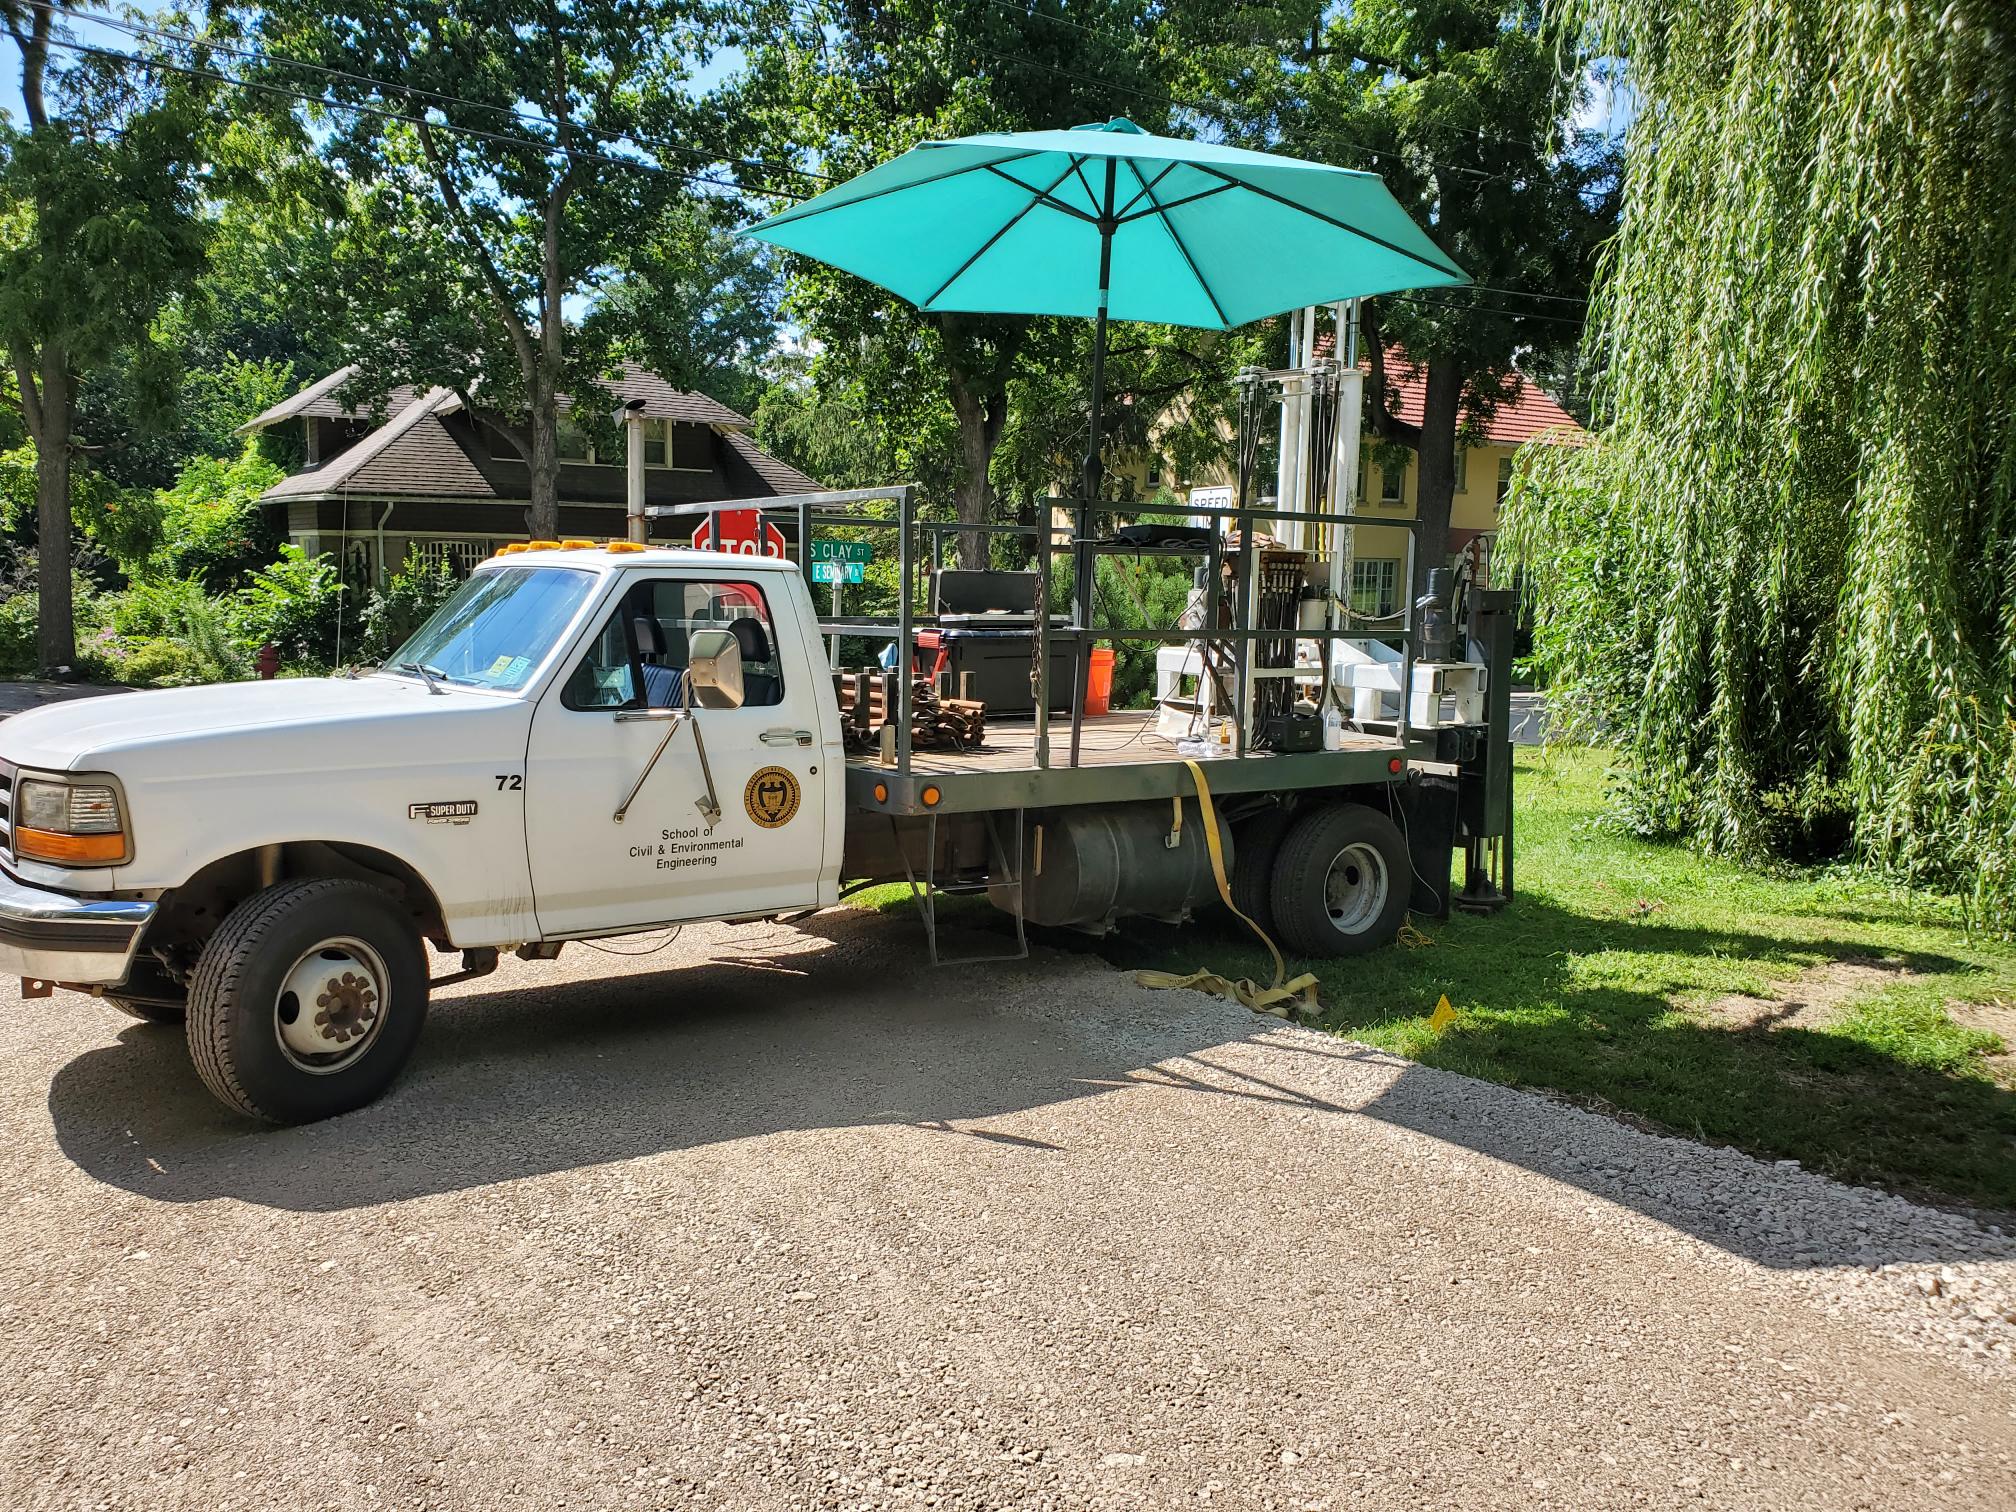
{"left": 744, "top": 766, "right": 801, "bottom": 828}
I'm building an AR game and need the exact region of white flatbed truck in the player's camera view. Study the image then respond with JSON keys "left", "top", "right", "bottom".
{"left": 0, "top": 486, "right": 1513, "bottom": 1123}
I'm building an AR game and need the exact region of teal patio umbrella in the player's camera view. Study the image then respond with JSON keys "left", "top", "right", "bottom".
{"left": 744, "top": 117, "right": 1468, "bottom": 496}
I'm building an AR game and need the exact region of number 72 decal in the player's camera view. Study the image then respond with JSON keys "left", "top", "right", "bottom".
{"left": 494, "top": 774, "right": 523, "bottom": 791}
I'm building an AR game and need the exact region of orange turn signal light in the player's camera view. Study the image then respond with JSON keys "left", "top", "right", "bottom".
{"left": 920, "top": 785, "right": 942, "bottom": 808}
{"left": 15, "top": 827, "right": 126, "bottom": 865}
{"left": 496, "top": 543, "right": 529, "bottom": 555}
{"left": 526, "top": 539, "right": 562, "bottom": 551}
{"left": 606, "top": 540, "right": 646, "bottom": 553}
{"left": 559, "top": 538, "right": 596, "bottom": 550}
{"left": 872, "top": 782, "right": 889, "bottom": 803}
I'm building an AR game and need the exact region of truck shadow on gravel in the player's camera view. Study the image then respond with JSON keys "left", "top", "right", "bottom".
{"left": 45, "top": 909, "right": 2016, "bottom": 1270}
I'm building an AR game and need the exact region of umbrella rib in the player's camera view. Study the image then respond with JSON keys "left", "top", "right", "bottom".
{"left": 924, "top": 159, "right": 1089, "bottom": 310}
{"left": 982, "top": 164, "right": 1097, "bottom": 224}
{"left": 1068, "top": 155, "right": 1107, "bottom": 220}
{"left": 751, "top": 150, "right": 1039, "bottom": 232}
{"left": 1124, "top": 157, "right": 1232, "bottom": 328}
{"left": 1191, "top": 165, "right": 1468, "bottom": 281}
{"left": 1114, "top": 182, "right": 1237, "bottom": 225}
{"left": 1113, "top": 162, "right": 1179, "bottom": 219}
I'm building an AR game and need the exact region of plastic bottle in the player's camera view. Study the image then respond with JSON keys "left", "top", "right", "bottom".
{"left": 1322, "top": 703, "right": 1345, "bottom": 751}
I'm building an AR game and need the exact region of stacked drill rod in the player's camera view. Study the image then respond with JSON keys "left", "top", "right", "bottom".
{"left": 835, "top": 668, "right": 986, "bottom": 752}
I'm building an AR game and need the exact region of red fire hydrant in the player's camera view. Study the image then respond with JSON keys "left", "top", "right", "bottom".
{"left": 255, "top": 642, "right": 281, "bottom": 680}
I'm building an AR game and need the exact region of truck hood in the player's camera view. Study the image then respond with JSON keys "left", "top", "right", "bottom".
{"left": 0, "top": 676, "right": 506, "bottom": 771}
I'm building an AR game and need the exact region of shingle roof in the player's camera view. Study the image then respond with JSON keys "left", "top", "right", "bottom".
{"left": 1310, "top": 338, "right": 1584, "bottom": 446}
{"left": 257, "top": 370, "right": 821, "bottom": 504}
{"left": 238, "top": 364, "right": 424, "bottom": 434}
{"left": 264, "top": 389, "right": 494, "bottom": 500}
{"left": 565, "top": 361, "right": 752, "bottom": 428}
{"left": 721, "top": 431, "right": 822, "bottom": 494}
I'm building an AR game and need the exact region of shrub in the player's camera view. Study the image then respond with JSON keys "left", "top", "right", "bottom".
{"left": 152, "top": 443, "right": 286, "bottom": 592}
{"left": 234, "top": 545, "right": 341, "bottom": 667}
{"left": 0, "top": 594, "right": 37, "bottom": 678}
{"left": 360, "top": 549, "right": 459, "bottom": 664}
{"left": 114, "top": 636, "right": 202, "bottom": 688}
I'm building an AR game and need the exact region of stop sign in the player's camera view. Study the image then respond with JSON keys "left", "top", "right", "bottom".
{"left": 691, "top": 508, "right": 788, "bottom": 559}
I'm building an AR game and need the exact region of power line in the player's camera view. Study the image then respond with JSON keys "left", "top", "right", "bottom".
{"left": 41, "top": 35, "right": 815, "bottom": 201}
{"left": 37, "top": 4, "right": 1588, "bottom": 309}
{"left": 25, "top": 0, "right": 836, "bottom": 193}
{"left": 1394, "top": 292, "right": 1586, "bottom": 326}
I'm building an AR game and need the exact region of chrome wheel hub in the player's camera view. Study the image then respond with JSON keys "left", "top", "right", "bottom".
{"left": 1322, "top": 842, "right": 1389, "bottom": 935}
{"left": 275, "top": 938, "right": 388, "bottom": 1073}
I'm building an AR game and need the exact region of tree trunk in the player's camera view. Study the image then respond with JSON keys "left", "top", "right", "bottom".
{"left": 1410, "top": 358, "right": 1464, "bottom": 603}
{"left": 33, "top": 353, "right": 74, "bottom": 673}
{"left": 525, "top": 380, "right": 562, "bottom": 541}
{"left": 948, "top": 381, "right": 1006, "bottom": 571}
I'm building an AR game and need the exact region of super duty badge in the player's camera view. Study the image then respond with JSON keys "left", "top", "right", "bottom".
{"left": 409, "top": 800, "right": 478, "bottom": 825}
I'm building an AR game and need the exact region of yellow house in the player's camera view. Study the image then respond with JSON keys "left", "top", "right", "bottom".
{"left": 1339, "top": 355, "right": 1584, "bottom": 614}
{"left": 1116, "top": 355, "right": 1584, "bottom": 616}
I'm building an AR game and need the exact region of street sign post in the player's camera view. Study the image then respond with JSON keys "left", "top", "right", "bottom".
{"left": 692, "top": 508, "right": 788, "bottom": 559}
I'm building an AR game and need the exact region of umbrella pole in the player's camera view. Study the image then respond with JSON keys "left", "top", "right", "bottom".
{"left": 1070, "top": 159, "right": 1117, "bottom": 768}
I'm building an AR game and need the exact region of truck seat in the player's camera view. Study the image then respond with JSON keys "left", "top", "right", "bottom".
{"left": 727, "top": 617, "right": 780, "bottom": 706}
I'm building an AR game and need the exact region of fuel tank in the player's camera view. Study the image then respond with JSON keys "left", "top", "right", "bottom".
{"left": 998, "top": 800, "right": 1233, "bottom": 930}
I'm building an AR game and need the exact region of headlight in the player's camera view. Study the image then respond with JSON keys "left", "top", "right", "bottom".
{"left": 13, "top": 774, "right": 131, "bottom": 865}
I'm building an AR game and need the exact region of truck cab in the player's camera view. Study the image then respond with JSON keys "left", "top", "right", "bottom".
{"left": 0, "top": 544, "right": 844, "bottom": 1123}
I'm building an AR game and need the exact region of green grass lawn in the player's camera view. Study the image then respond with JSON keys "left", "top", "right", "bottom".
{"left": 894, "top": 748, "right": 2016, "bottom": 1212}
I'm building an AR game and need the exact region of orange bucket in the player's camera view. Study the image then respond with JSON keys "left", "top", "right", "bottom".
{"left": 1085, "top": 647, "right": 1116, "bottom": 715}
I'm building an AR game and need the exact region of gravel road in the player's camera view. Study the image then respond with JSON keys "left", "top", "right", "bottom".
{"left": 3, "top": 908, "right": 2013, "bottom": 1510}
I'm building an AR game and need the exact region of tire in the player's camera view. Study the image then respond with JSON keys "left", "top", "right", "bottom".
{"left": 1229, "top": 804, "right": 1296, "bottom": 940}
{"left": 1268, "top": 803, "right": 1411, "bottom": 959}
{"left": 107, "top": 996, "right": 185, "bottom": 1026}
{"left": 186, "top": 878, "right": 429, "bottom": 1124}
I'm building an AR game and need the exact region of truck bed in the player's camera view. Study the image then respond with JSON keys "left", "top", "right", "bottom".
{"left": 845, "top": 710, "right": 1412, "bottom": 815}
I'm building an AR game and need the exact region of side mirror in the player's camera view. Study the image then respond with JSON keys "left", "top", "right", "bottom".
{"left": 686, "top": 627, "right": 745, "bottom": 709}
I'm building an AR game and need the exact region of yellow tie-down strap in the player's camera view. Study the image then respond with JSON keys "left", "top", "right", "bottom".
{"left": 1135, "top": 759, "right": 1322, "bottom": 1023}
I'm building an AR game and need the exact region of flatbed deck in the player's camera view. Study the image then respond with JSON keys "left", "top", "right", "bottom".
{"left": 845, "top": 710, "right": 1413, "bottom": 815}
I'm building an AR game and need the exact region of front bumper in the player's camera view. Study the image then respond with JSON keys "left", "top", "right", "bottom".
{"left": 0, "top": 874, "right": 155, "bottom": 986}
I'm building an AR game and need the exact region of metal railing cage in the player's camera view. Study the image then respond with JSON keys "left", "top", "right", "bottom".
{"left": 645, "top": 484, "right": 1429, "bottom": 779}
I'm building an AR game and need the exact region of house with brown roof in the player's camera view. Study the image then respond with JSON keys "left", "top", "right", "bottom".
{"left": 240, "top": 362, "right": 821, "bottom": 584}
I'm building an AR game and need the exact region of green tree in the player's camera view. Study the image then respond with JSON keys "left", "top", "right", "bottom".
{"left": 1186, "top": 0, "right": 1616, "bottom": 598}
{"left": 245, "top": 0, "right": 734, "bottom": 540}
{"left": 588, "top": 200, "right": 785, "bottom": 420}
{"left": 1501, "top": 0, "right": 2016, "bottom": 926}
{"left": 739, "top": 0, "right": 1172, "bottom": 569}
{"left": 1, "top": 2, "right": 219, "bottom": 669}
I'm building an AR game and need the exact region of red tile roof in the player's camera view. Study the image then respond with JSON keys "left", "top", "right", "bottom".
{"left": 1311, "top": 337, "right": 1583, "bottom": 446}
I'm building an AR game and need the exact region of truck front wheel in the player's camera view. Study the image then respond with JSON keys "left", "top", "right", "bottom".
{"left": 186, "top": 878, "right": 429, "bottom": 1124}
{"left": 1268, "top": 803, "right": 1411, "bottom": 958}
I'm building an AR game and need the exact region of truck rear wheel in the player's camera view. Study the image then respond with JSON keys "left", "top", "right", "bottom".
{"left": 1229, "top": 805, "right": 1295, "bottom": 940}
{"left": 186, "top": 878, "right": 429, "bottom": 1124}
{"left": 1268, "top": 803, "right": 1411, "bottom": 958}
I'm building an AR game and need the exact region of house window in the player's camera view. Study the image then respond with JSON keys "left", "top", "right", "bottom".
{"left": 635, "top": 418, "right": 713, "bottom": 471}
{"left": 1497, "top": 455, "right": 1515, "bottom": 502}
{"left": 1380, "top": 458, "right": 1407, "bottom": 504}
{"left": 669, "top": 422, "right": 712, "bottom": 471}
{"left": 412, "top": 540, "right": 493, "bottom": 578}
{"left": 1452, "top": 449, "right": 1468, "bottom": 493}
{"left": 1351, "top": 559, "right": 1399, "bottom": 618}
{"left": 556, "top": 418, "right": 592, "bottom": 464}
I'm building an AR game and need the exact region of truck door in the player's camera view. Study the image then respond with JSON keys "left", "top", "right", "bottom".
{"left": 524, "top": 571, "right": 827, "bottom": 937}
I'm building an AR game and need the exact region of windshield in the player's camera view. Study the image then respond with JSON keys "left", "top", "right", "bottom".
{"left": 382, "top": 566, "right": 598, "bottom": 691}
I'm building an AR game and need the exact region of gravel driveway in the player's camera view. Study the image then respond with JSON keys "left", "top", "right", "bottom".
{"left": 3, "top": 909, "right": 2012, "bottom": 1510}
